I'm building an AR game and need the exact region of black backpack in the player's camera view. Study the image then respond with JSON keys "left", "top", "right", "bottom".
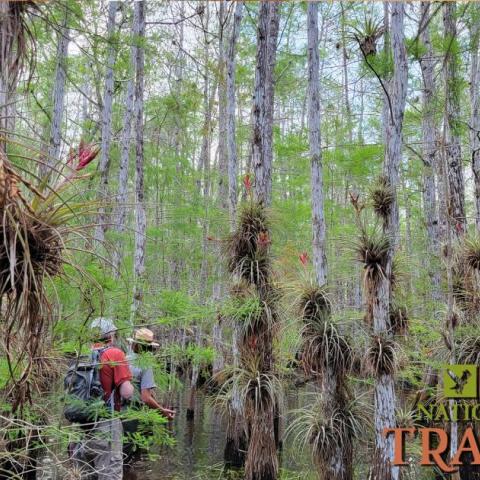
{"left": 63, "top": 347, "right": 113, "bottom": 424}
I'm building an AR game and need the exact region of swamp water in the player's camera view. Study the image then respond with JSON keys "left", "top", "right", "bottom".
{"left": 38, "top": 388, "right": 315, "bottom": 480}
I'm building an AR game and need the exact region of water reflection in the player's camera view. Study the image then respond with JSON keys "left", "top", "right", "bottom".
{"left": 127, "top": 387, "right": 313, "bottom": 480}
{"left": 38, "top": 387, "right": 314, "bottom": 479}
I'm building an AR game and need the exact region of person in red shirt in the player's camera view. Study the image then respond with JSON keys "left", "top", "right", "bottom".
{"left": 73, "top": 318, "right": 134, "bottom": 479}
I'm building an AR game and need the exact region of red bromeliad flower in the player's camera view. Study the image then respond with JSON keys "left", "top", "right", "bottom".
{"left": 258, "top": 231, "right": 270, "bottom": 248}
{"left": 243, "top": 174, "right": 252, "bottom": 193}
{"left": 299, "top": 251, "right": 309, "bottom": 266}
{"left": 75, "top": 143, "right": 99, "bottom": 171}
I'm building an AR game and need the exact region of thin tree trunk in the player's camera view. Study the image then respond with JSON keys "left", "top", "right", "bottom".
{"left": 212, "top": 316, "right": 224, "bottom": 377}
{"left": 340, "top": 2, "right": 352, "bottom": 144}
{"left": 252, "top": 2, "right": 280, "bottom": 207}
{"left": 42, "top": 6, "right": 70, "bottom": 177}
{"left": 95, "top": 1, "right": 119, "bottom": 245}
{"left": 218, "top": 0, "right": 228, "bottom": 212}
{"left": 307, "top": 1, "right": 327, "bottom": 287}
{"left": 443, "top": 4, "right": 464, "bottom": 474}
{"left": 374, "top": 4, "right": 407, "bottom": 480}
{"left": 132, "top": 0, "right": 146, "bottom": 321}
{"left": 113, "top": 7, "right": 136, "bottom": 277}
{"left": 187, "top": 326, "right": 202, "bottom": 419}
{"left": 224, "top": 2, "right": 246, "bottom": 469}
{"left": 444, "top": 2, "right": 465, "bottom": 239}
{"left": 199, "top": 3, "right": 213, "bottom": 300}
{"left": 226, "top": 1, "right": 244, "bottom": 228}
{"left": 470, "top": 5, "right": 480, "bottom": 231}
{"left": 419, "top": 1, "right": 441, "bottom": 301}
{"left": 244, "top": 4, "right": 280, "bottom": 480}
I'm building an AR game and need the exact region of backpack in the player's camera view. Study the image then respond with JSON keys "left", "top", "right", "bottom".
{"left": 63, "top": 346, "right": 113, "bottom": 424}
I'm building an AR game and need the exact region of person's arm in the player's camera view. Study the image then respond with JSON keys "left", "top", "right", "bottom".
{"left": 120, "top": 380, "right": 134, "bottom": 400}
{"left": 140, "top": 388, "right": 175, "bottom": 419}
{"left": 140, "top": 367, "right": 175, "bottom": 419}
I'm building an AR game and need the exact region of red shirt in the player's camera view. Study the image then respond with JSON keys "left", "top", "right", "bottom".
{"left": 94, "top": 345, "right": 132, "bottom": 411}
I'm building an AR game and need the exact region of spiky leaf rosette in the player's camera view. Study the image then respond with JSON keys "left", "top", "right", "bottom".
{"left": 389, "top": 302, "right": 408, "bottom": 335}
{"left": 457, "top": 336, "right": 480, "bottom": 365}
{"left": 462, "top": 236, "right": 480, "bottom": 271}
{"left": 217, "top": 353, "right": 283, "bottom": 418}
{"left": 302, "top": 322, "right": 353, "bottom": 376}
{"left": 365, "top": 335, "right": 398, "bottom": 377}
{"left": 223, "top": 281, "right": 280, "bottom": 338}
{"left": 226, "top": 202, "right": 271, "bottom": 287}
{"left": 298, "top": 285, "right": 331, "bottom": 323}
{"left": 287, "top": 396, "right": 368, "bottom": 470}
{"left": 0, "top": 149, "right": 98, "bottom": 412}
{"left": 370, "top": 176, "right": 394, "bottom": 220}
{"left": 354, "top": 227, "right": 390, "bottom": 283}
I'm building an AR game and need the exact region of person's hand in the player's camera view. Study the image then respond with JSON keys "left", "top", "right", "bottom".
{"left": 161, "top": 407, "right": 176, "bottom": 420}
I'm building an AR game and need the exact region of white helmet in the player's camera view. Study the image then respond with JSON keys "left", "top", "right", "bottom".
{"left": 90, "top": 317, "right": 117, "bottom": 338}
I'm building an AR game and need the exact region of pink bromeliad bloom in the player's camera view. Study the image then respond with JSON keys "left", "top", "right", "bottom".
{"left": 299, "top": 251, "right": 309, "bottom": 266}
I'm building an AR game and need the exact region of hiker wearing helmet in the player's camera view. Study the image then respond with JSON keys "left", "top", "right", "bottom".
{"left": 69, "top": 317, "right": 134, "bottom": 479}
{"left": 127, "top": 328, "right": 175, "bottom": 419}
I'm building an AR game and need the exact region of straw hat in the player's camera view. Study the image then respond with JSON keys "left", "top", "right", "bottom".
{"left": 128, "top": 327, "right": 160, "bottom": 348}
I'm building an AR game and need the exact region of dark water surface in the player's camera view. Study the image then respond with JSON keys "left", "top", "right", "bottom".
{"left": 38, "top": 387, "right": 314, "bottom": 479}
{"left": 124, "top": 388, "right": 314, "bottom": 480}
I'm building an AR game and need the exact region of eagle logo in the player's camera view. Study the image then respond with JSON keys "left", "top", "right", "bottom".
{"left": 444, "top": 365, "right": 477, "bottom": 398}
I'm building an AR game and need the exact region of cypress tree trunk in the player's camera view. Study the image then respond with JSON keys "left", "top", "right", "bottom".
{"left": 443, "top": 4, "right": 465, "bottom": 476}
{"left": 444, "top": 2, "right": 465, "bottom": 239}
{"left": 224, "top": 6, "right": 246, "bottom": 461}
{"left": 113, "top": 4, "right": 136, "bottom": 277}
{"left": 226, "top": 1, "right": 244, "bottom": 227}
{"left": 244, "top": 4, "right": 280, "bottom": 480}
{"left": 132, "top": 0, "right": 146, "bottom": 321}
{"left": 218, "top": 0, "right": 228, "bottom": 212}
{"left": 252, "top": 1, "right": 280, "bottom": 208}
{"left": 95, "top": 1, "right": 119, "bottom": 245}
{"left": 470, "top": 5, "right": 480, "bottom": 232}
{"left": 42, "top": 6, "right": 70, "bottom": 177}
{"left": 374, "top": 4, "right": 407, "bottom": 480}
{"left": 307, "top": 1, "right": 327, "bottom": 287}
{"left": 419, "top": 2, "right": 441, "bottom": 301}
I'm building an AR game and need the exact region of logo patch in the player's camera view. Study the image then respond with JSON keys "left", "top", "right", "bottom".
{"left": 443, "top": 365, "right": 477, "bottom": 398}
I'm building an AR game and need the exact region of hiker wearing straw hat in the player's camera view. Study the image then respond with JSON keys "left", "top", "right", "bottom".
{"left": 126, "top": 328, "right": 175, "bottom": 419}
{"left": 122, "top": 328, "right": 176, "bottom": 466}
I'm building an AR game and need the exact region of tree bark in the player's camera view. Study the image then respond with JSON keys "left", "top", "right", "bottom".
{"left": 444, "top": 2, "right": 465, "bottom": 239}
{"left": 95, "top": 1, "right": 119, "bottom": 245}
{"left": 419, "top": 2, "right": 441, "bottom": 301}
{"left": 443, "top": 4, "right": 465, "bottom": 474}
{"left": 307, "top": 1, "right": 327, "bottom": 287}
{"left": 113, "top": 5, "right": 136, "bottom": 277}
{"left": 218, "top": 0, "right": 228, "bottom": 212}
{"left": 374, "top": 4, "right": 407, "bottom": 480}
{"left": 252, "top": 2, "right": 280, "bottom": 207}
{"left": 132, "top": 0, "right": 146, "bottom": 321}
{"left": 43, "top": 6, "right": 70, "bottom": 177}
{"left": 244, "top": 6, "right": 281, "bottom": 479}
{"left": 224, "top": 3, "right": 246, "bottom": 468}
{"left": 226, "top": 1, "right": 244, "bottom": 228}
{"left": 470, "top": 5, "right": 480, "bottom": 231}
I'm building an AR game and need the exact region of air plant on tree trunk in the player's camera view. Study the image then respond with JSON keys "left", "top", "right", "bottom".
{"left": 219, "top": 197, "right": 281, "bottom": 479}
{"left": 289, "top": 270, "right": 356, "bottom": 480}
{"left": 0, "top": 142, "right": 99, "bottom": 413}
{"left": 0, "top": 1, "right": 38, "bottom": 150}
{"left": 452, "top": 235, "right": 480, "bottom": 319}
